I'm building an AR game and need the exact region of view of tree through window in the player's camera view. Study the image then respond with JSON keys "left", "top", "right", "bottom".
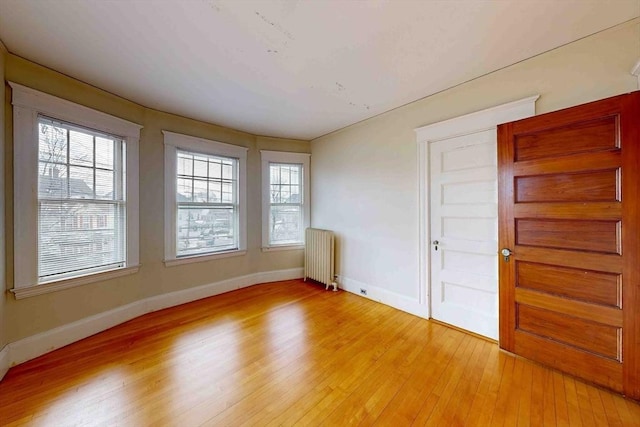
{"left": 38, "top": 117, "right": 126, "bottom": 280}
{"left": 269, "top": 163, "right": 303, "bottom": 245}
{"left": 176, "top": 150, "right": 238, "bottom": 256}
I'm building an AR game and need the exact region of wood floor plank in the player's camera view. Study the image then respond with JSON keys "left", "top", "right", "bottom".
{"left": 463, "top": 343, "right": 502, "bottom": 427}
{"left": 530, "top": 362, "right": 547, "bottom": 426}
{"left": 576, "top": 380, "right": 598, "bottom": 427}
{"left": 315, "top": 319, "right": 429, "bottom": 425}
{"left": 114, "top": 288, "right": 346, "bottom": 425}
{"left": 271, "top": 310, "right": 443, "bottom": 425}
{"left": 237, "top": 316, "right": 422, "bottom": 426}
{"left": 488, "top": 353, "right": 516, "bottom": 425}
{"left": 442, "top": 340, "right": 493, "bottom": 426}
{"left": 502, "top": 356, "right": 525, "bottom": 426}
{"left": 0, "top": 279, "right": 638, "bottom": 426}
{"left": 412, "top": 334, "right": 477, "bottom": 425}
{"left": 587, "top": 384, "right": 609, "bottom": 427}
{"left": 564, "top": 376, "right": 585, "bottom": 427}
{"left": 543, "top": 369, "right": 557, "bottom": 426}
{"left": 371, "top": 326, "right": 463, "bottom": 426}
{"left": 622, "top": 395, "right": 640, "bottom": 421}
{"left": 158, "top": 288, "right": 384, "bottom": 426}
{"left": 422, "top": 338, "right": 485, "bottom": 426}
{"left": 611, "top": 393, "right": 640, "bottom": 427}
{"left": 553, "top": 371, "right": 570, "bottom": 426}
{"left": 251, "top": 302, "right": 413, "bottom": 426}
{"left": 516, "top": 359, "right": 533, "bottom": 427}
{"left": 599, "top": 390, "right": 623, "bottom": 427}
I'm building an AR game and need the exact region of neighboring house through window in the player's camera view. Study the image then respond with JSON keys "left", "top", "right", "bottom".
{"left": 10, "top": 82, "right": 141, "bottom": 299}
{"left": 163, "top": 131, "right": 248, "bottom": 266}
{"left": 38, "top": 117, "right": 126, "bottom": 279}
{"left": 261, "top": 150, "right": 310, "bottom": 250}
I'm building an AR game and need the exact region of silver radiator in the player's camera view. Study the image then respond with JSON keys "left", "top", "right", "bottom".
{"left": 304, "top": 228, "right": 337, "bottom": 291}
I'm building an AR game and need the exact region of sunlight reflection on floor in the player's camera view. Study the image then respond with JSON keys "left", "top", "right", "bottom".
{"left": 31, "top": 368, "right": 134, "bottom": 426}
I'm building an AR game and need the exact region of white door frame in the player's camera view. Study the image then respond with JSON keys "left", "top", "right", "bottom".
{"left": 415, "top": 95, "right": 539, "bottom": 319}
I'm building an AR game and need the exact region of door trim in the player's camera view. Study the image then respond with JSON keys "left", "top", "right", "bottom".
{"left": 415, "top": 95, "right": 538, "bottom": 320}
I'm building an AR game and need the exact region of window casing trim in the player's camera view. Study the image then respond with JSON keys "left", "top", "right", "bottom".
{"left": 260, "top": 150, "right": 311, "bottom": 250}
{"left": 11, "top": 265, "right": 140, "bottom": 300}
{"left": 10, "top": 82, "right": 142, "bottom": 295}
{"left": 163, "top": 250, "right": 247, "bottom": 267}
{"left": 163, "top": 131, "right": 248, "bottom": 265}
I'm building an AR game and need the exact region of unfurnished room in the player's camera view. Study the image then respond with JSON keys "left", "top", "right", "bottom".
{"left": 0, "top": 0, "right": 640, "bottom": 425}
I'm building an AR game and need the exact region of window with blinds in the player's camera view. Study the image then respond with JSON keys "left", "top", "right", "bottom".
{"left": 268, "top": 163, "right": 304, "bottom": 245}
{"left": 37, "top": 116, "right": 126, "bottom": 281}
{"left": 176, "top": 149, "right": 239, "bottom": 256}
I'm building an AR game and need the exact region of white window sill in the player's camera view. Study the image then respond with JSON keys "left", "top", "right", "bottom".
{"left": 11, "top": 265, "right": 141, "bottom": 300}
{"left": 261, "top": 245, "right": 304, "bottom": 252}
{"left": 164, "top": 250, "right": 247, "bottom": 267}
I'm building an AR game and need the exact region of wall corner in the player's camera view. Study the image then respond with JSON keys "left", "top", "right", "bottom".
{"left": 631, "top": 59, "right": 640, "bottom": 90}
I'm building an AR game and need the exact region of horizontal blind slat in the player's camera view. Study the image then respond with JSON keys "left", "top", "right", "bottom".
{"left": 37, "top": 117, "right": 126, "bottom": 281}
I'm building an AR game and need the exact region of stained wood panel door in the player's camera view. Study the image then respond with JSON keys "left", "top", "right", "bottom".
{"left": 430, "top": 130, "right": 498, "bottom": 339}
{"left": 498, "top": 92, "right": 640, "bottom": 400}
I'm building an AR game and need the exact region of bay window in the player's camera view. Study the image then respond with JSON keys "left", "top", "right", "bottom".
{"left": 10, "top": 82, "right": 141, "bottom": 298}
{"left": 164, "top": 131, "right": 247, "bottom": 265}
{"left": 261, "top": 150, "right": 310, "bottom": 250}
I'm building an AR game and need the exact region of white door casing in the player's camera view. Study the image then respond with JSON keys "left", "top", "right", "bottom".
{"left": 415, "top": 95, "right": 538, "bottom": 339}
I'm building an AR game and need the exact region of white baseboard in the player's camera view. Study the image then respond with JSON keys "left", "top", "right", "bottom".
{"left": 338, "top": 275, "right": 428, "bottom": 319}
{"left": 143, "top": 268, "right": 303, "bottom": 313}
{"left": 0, "top": 268, "right": 303, "bottom": 380}
{"left": 0, "top": 345, "right": 9, "bottom": 380}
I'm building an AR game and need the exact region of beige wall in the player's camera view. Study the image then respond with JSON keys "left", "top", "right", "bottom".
{"left": 0, "top": 41, "right": 6, "bottom": 349}
{"left": 3, "top": 55, "right": 310, "bottom": 343}
{"left": 311, "top": 20, "right": 640, "bottom": 301}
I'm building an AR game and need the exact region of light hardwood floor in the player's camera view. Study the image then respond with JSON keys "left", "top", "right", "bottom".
{"left": 1, "top": 279, "right": 639, "bottom": 426}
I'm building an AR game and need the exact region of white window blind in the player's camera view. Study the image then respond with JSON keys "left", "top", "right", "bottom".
{"left": 176, "top": 149, "right": 239, "bottom": 256}
{"left": 37, "top": 116, "right": 126, "bottom": 281}
{"left": 268, "top": 163, "right": 304, "bottom": 245}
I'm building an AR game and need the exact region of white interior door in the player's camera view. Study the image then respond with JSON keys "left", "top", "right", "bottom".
{"left": 429, "top": 129, "right": 498, "bottom": 339}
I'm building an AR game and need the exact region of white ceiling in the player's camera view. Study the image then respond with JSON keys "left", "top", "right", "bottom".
{"left": 0, "top": 1, "right": 638, "bottom": 140}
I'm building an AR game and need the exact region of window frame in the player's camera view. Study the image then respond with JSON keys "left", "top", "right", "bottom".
{"left": 260, "top": 150, "right": 310, "bottom": 251}
{"left": 10, "top": 82, "right": 142, "bottom": 299}
{"left": 37, "top": 116, "right": 127, "bottom": 280}
{"left": 163, "top": 131, "right": 248, "bottom": 266}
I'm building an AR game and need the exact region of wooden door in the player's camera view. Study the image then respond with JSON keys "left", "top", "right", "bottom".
{"left": 498, "top": 92, "right": 640, "bottom": 399}
{"left": 430, "top": 130, "right": 499, "bottom": 339}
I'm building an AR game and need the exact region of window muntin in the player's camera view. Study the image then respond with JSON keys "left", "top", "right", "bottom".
{"left": 163, "top": 131, "right": 247, "bottom": 266}
{"left": 260, "top": 150, "right": 310, "bottom": 250}
{"left": 268, "top": 163, "right": 304, "bottom": 246}
{"left": 175, "top": 150, "right": 239, "bottom": 257}
{"left": 37, "top": 117, "right": 126, "bottom": 281}
{"left": 10, "top": 82, "right": 141, "bottom": 298}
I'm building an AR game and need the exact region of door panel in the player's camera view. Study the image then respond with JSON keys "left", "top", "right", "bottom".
{"left": 514, "top": 219, "right": 620, "bottom": 253}
{"left": 430, "top": 129, "right": 498, "bottom": 339}
{"left": 516, "top": 262, "right": 620, "bottom": 307}
{"left": 514, "top": 116, "right": 618, "bottom": 161}
{"left": 514, "top": 169, "right": 618, "bottom": 202}
{"left": 513, "top": 330, "right": 623, "bottom": 390}
{"left": 517, "top": 304, "right": 620, "bottom": 359}
{"left": 498, "top": 92, "right": 640, "bottom": 399}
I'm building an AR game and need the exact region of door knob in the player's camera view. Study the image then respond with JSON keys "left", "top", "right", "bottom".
{"left": 501, "top": 248, "right": 512, "bottom": 262}
{"left": 432, "top": 240, "right": 439, "bottom": 251}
